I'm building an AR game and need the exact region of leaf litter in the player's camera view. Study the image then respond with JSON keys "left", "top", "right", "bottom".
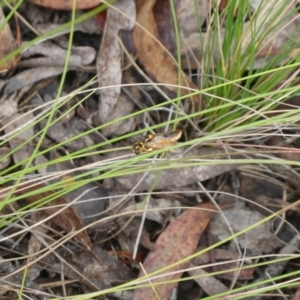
{"left": 0, "top": 1, "right": 300, "bottom": 299}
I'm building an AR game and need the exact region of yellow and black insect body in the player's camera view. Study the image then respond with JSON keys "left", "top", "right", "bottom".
{"left": 132, "top": 130, "right": 182, "bottom": 155}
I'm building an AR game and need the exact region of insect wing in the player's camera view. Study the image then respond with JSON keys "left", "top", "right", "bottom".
{"left": 144, "top": 130, "right": 182, "bottom": 150}
{"left": 132, "top": 130, "right": 182, "bottom": 154}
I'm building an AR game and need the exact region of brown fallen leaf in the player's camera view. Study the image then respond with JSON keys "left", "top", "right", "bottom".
{"left": 292, "top": 287, "right": 300, "bottom": 300}
{"left": 133, "top": 202, "right": 220, "bottom": 300}
{"left": 0, "top": 7, "right": 19, "bottom": 72}
{"left": 144, "top": 1, "right": 300, "bottom": 72}
{"left": 133, "top": 0, "right": 204, "bottom": 113}
{"left": 155, "top": 0, "right": 210, "bottom": 70}
{"left": 26, "top": 0, "right": 102, "bottom": 10}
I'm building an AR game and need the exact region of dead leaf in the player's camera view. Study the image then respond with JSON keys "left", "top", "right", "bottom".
{"left": 117, "top": 217, "right": 153, "bottom": 253}
{"left": 239, "top": 174, "right": 286, "bottom": 213}
{"left": 13, "top": 182, "right": 95, "bottom": 254}
{"left": 154, "top": 0, "right": 210, "bottom": 70}
{"left": 99, "top": 67, "right": 142, "bottom": 136}
{"left": 210, "top": 206, "right": 282, "bottom": 256}
{"left": 133, "top": 0, "right": 204, "bottom": 112}
{"left": 120, "top": 197, "right": 181, "bottom": 225}
{"left": 27, "top": 211, "right": 49, "bottom": 280}
{"left": 2, "top": 67, "right": 64, "bottom": 94}
{"left": 51, "top": 245, "right": 134, "bottom": 291}
{"left": 133, "top": 203, "right": 217, "bottom": 300}
{"left": 188, "top": 267, "right": 229, "bottom": 296}
{"left": 0, "top": 147, "right": 12, "bottom": 170}
{"left": 1, "top": 112, "right": 34, "bottom": 164}
{"left": 0, "top": 7, "right": 19, "bottom": 72}
{"left": 265, "top": 135, "right": 300, "bottom": 162}
{"left": 41, "top": 154, "right": 108, "bottom": 230}
{"left": 292, "top": 287, "right": 300, "bottom": 300}
{"left": 153, "top": 1, "right": 300, "bottom": 70}
{"left": 245, "top": 234, "right": 300, "bottom": 298}
{"left": 191, "top": 248, "right": 255, "bottom": 281}
{"left": 39, "top": 116, "right": 95, "bottom": 151}
{"left": 100, "top": 93, "right": 135, "bottom": 137}
{"left": 26, "top": 0, "right": 102, "bottom": 10}
{"left": 27, "top": 211, "right": 48, "bottom": 260}
{"left": 20, "top": 41, "right": 96, "bottom": 69}
{"left": 0, "top": 255, "right": 43, "bottom": 296}
{"left": 97, "top": 0, "right": 135, "bottom": 134}
{"left": 110, "top": 147, "right": 241, "bottom": 191}
{"left": 0, "top": 92, "right": 18, "bottom": 119}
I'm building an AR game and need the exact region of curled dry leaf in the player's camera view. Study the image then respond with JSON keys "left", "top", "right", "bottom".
{"left": 26, "top": 0, "right": 102, "bottom": 10}
{"left": 20, "top": 41, "right": 96, "bottom": 69}
{"left": 2, "top": 67, "right": 64, "bottom": 94}
{"left": 133, "top": 203, "right": 218, "bottom": 300}
{"left": 0, "top": 8, "right": 19, "bottom": 72}
{"left": 97, "top": 0, "right": 135, "bottom": 133}
{"left": 4, "top": 42, "right": 95, "bottom": 94}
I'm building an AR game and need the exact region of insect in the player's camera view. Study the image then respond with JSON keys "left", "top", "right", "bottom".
{"left": 132, "top": 130, "right": 182, "bottom": 155}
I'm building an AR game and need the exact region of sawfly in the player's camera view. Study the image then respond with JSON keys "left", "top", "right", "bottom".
{"left": 132, "top": 130, "right": 182, "bottom": 155}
